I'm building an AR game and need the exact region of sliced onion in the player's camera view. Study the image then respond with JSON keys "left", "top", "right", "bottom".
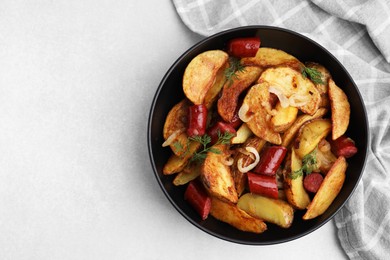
{"left": 238, "top": 103, "right": 253, "bottom": 122}
{"left": 237, "top": 148, "right": 254, "bottom": 159}
{"left": 162, "top": 130, "right": 181, "bottom": 147}
{"left": 288, "top": 93, "right": 310, "bottom": 107}
{"left": 269, "top": 86, "right": 290, "bottom": 108}
{"left": 223, "top": 157, "right": 234, "bottom": 166}
{"left": 237, "top": 146, "right": 260, "bottom": 173}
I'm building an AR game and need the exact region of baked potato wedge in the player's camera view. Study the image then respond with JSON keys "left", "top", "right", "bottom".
{"left": 237, "top": 193, "right": 294, "bottom": 228}
{"left": 303, "top": 156, "right": 347, "bottom": 220}
{"left": 294, "top": 119, "right": 332, "bottom": 158}
{"left": 210, "top": 197, "right": 267, "bottom": 234}
{"left": 162, "top": 99, "right": 190, "bottom": 156}
{"left": 201, "top": 144, "right": 238, "bottom": 203}
{"left": 183, "top": 50, "right": 229, "bottom": 105}
{"left": 260, "top": 67, "right": 321, "bottom": 115}
{"left": 271, "top": 102, "right": 299, "bottom": 133}
{"left": 232, "top": 136, "right": 267, "bottom": 196}
{"left": 284, "top": 149, "right": 311, "bottom": 210}
{"left": 173, "top": 163, "right": 201, "bottom": 186}
{"left": 241, "top": 82, "right": 282, "bottom": 144}
{"left": 328, "top": 78, "right": 350, "bottom": 140}
{"left": 218, "top": 66, "right": 262, "bottom": 122}
{"left": 241, "top": 47, "right": 302, "bottom": 71}
{"left": 281, "top": 108, "right": 328, "bottom": 147}
{"left": 204, "top": 63, "right": 228, "bottom": 109}
{"left": 163, "top": 141, "right": 201, "bottom": 175}
{"left": 231, "top": 123, "right": 253, "bottom": 144}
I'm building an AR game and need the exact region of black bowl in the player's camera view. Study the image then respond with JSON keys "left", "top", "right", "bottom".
{"left": 148, "top": 26, "right": 368, "bottom": 245}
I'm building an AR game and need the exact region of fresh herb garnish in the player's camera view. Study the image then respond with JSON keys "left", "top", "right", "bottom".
{"left": 189, "top": 131, "right": 235, "bottom": 163}
{"left": 290, "top": 150, "right": 317, "bottom": 179}
{"left": 224, "top": 57, "right": 246, "bottom": 86}
{"left": 302, "top": 67, "right": 324, "bottom": 85}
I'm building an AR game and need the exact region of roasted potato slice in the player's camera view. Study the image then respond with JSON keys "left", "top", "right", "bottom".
{"left": 204, "top": 62, "right": 228, "bottom": 109}
{"left": 241, "top": 47, "right": 303, "bottom": 70}
{"left": 183, "top": 50, "right": 229, "bottom": 105}
{"left": 237, "top": 193, "right": 294, "bottom": 228}
{"left": 241, "top": 82, "right": 282, "bottom": 145}
{"left": 303, "top": 156, "right": 347, "bottom": 220}
{"left": 201, "top": 144, "right": 238, "bottom": 203}
{"left": 218, "top": 66, "right": 262, "bottom": 122}
{"left": 281, "top": 107, "right": 328, "bottom": 147}
{"left": 173, "top": 163, "right": 201, "bottom": 186}
{"left": 231, "top": 123, "right": 253, "bottom": 144}
{"left": 284, "top": 149, "right": 311, "bottom": 210}
{"left": 294, "top": 119, "right": 332, "bottom": 158}
{"left": 210, "top": 197, "right": 267, "bottom": 234}
{"left": 232, "top": 136, "right": 267, "bottom": 196}
{"left": 271, "top": 102, "right": 298, "bottom": 133}
{"left": 163, "top": 141, "right": 201, "bottom": 175}
{"left": 260, "top": 67, "right": 321, "bottom": 115}
{"left": 328, "top": 78, "right": 350, "bottom": 140}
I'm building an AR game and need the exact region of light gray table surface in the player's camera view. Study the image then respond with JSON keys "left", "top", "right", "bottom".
{"left": 0, "top": 1, "right": 348, "bottom": 259}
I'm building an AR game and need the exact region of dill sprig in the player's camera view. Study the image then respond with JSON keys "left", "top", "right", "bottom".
{"left": 302, "top": 67, "right": 324, "bottom": 85}
{"left": 289, "top": 150, "right": 317, "bottom": 179}
{"left": 224, "top": 57, "right": 246, "bottom": 86}
{"left": 188, "top": 131, "right": 235, "bottom": 163}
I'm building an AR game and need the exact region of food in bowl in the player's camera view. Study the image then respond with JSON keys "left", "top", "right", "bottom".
{"left": 160, "top": 35, "right": 358, "bottom": 234}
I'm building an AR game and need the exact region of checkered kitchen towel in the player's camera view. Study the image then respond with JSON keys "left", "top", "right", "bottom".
{"left": 172, "top": 0, "right": 390, "bottom": 259}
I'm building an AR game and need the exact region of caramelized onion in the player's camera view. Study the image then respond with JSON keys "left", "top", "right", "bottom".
{"left": 162, "top": 130, "right": 181, "bottom": 147}
{"left": 237, "top": 146, "right": 260, "bottom": 173}
{"left": 269, "top": 86, "right": 289, "bottom": 108}
{"left": 238, "top": 103, "right": 253, "bottom": 122}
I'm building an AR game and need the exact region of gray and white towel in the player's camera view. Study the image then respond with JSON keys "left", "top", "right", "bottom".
{"left": 172, "top": 0, "right": 390, "bottom": 259}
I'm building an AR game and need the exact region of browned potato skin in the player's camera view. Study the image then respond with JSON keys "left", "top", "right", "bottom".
{"left": 201, "top": 144, "right": 238, "bottom": 203}
{"left": 294, "top": 118, "right": 332, "bottom": 158}
{"left": 183, "top": 50, "right": 229, "bottom": 105}
{"left": 241, "top": 47, "right": 303, "bottom": 71}
{"left": 281, "top": 108, "right": 328, "bottom": 148}
{"left": 305, "top": 62, "right": 331, "bottom": 109}
{"left": 218, "top": 66, "right": 262, "bottom": 122}
{"left": 303, "top": 156, "right": 347, "bottom": 220}
{"left": 242, "top": 82, "right": 282, "bottom": 145}
{"left": 328, "top": 78, "right": 350, "bottom": 140}
{"left": 163, "top": 141, "right": 201, "bottom": 175}
{"left": 231, "top": 136, "right": 267, "bottom": 196}
{"left": 204, "top": 62, "right": 228, "bottom": 109}
{"left": 210, "top": 197, "right": 267, "bottom": 234}
{"left": 237, "top": 193, "right": 294, "bottom": 228}
{"left": 163, "top": 99, "right": 189, "bottom": 140}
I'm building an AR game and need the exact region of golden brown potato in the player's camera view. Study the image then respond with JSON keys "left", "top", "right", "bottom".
{"left": 241, "top": 47, "right": 303, "bottom": 71}
{"left": 305, "top": 62, "right": 331, "bottom": 95}
{"left": 217, "top": 66, "right": 262, "bottom": 122}
{"left": 281, "top": 108, "right": 328, "bottom": 147}
{"left": 260, "top": 67, "right": 321, "bottom": 115}
{"left": 162, "top": 99, "right": 190, "bottom": 156}
{"left": 173, "top": 163, "right": 201, "bottom": 186}
{"left": 232, "top": 136, "right": 267, "bottom": 196}
{"left": 284, "top": 149, "right": 311, "bottom": 210}
{"left": 210, "top": 197, "right": 267, "bottom": 234}
{"left": 231, "top": 123, "right": 253, "bottom": 144}
{"left": 163, "top": 141, "right": 201, "bottom": 175}
{"left": 328, "top": 78, "right": 350, "bottom": 140}
{"left": 201, "top": 144, "right": 238, "bottom": 203}
{"left": 204, "top": 63, "right": 228, "bottom": 109}
{"left": 271, "top": 102, "right": 299, "bottom": 133}
{"left": 183, "top": 50, "right": 229, "bottom": 105}
{"left": 294, "top": 119, "right": 332, "bottom": 158}
{"left": 237, "top": 193, "right": 294, "bottom": 228}
{"left": 303, "top": 156, "right": 347, "bottom": 220}
{"left": 241, "top": 82, "right": 282, "bottom": 145}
